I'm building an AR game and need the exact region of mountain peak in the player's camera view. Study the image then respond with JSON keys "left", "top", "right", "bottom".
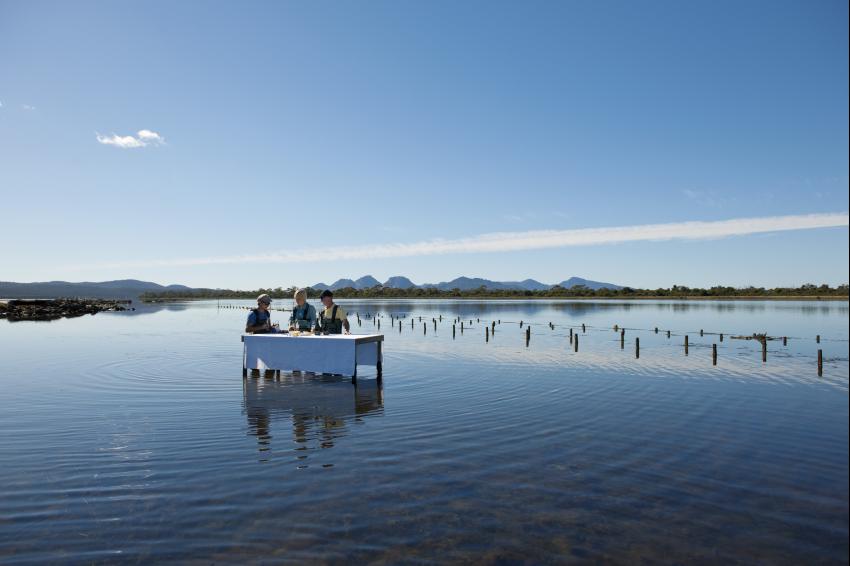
{"left": 383, "top": 276, "right": 416, "bottom": 289}
{"left": 309, "top": 275, "right": 622, "bottom": 292}
{"left": 354, "top": 275, "right": 381, "bottom": 289}
{"left": 557, "top": 277, "right": 622, "bottom": 290}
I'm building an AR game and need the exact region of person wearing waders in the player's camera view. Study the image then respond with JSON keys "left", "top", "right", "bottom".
{"left": 318, "top": 290, "right": 350, "bottom": 335}
{"left": 289, "top": 288, "right": 318, "bottom": 331}
{"left": 245, "top": 294, "right": 278, "bottom": 333}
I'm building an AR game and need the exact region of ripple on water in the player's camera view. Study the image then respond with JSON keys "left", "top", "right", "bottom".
{"left": 0, "top": 300, "right": 847, "bottom": 564}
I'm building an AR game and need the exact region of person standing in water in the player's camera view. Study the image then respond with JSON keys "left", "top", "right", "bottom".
{"left": 289, "top": 288, "right": 317, "bottom": 331}
{"left": 245, "top": 294, "right": 277, "bottom": 333}
{"left": 318, "top": 290, "right": 350, "bottom": 334}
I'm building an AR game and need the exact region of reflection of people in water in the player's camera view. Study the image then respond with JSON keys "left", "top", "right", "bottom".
{"left": 246, "top": 404, "right": 272, "bottom": 456}
{"left": 242, "top": 375, "right": 383, "bottom": 461}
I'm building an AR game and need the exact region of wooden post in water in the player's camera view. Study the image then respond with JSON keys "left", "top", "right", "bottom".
{"left": 520, "top": 320, "right": 523, "bottom": 328}
{"left": 654, "top": 327, "right": 658, "bottom": 334}
{"left": 377, "top": 319, "right": 380, "bottom": 330}
{"left": 453, "top": 324, "right": 456, "bottom": 338}
{"left": 783, "top": 336, "right": 787, "bottom": 346}
{"left": 816, "top": 334, "right": 820, "bottom": 344}
{"left": 635, "top": 337, "right": 640, "bottom": 359}
{"left": 461, "top": 322, "right": 464, "bottom": 333}
{"left": 818, "top": 349, "right": 823, "bottom": 376}
{"left": 761, "top": 339, "right": 767, "bottom": 363}
{"left": 667, "top": 330, "right": 671, "bottom": 338}
{"left": 433, "top": 319, "right": 437, "bottom": 331}
{"left": 423, "top": 322, "right": 427, "bottom": 335}
{"left": 614, "top": 324, "right": 618, "bottom": 331}
{"left": 439, "top": 314, "right": 442, "bottom": 322}
{"left": 574, "top": 334, "right": 579, "bottom": 352}
{"left": 712, "top": 344, "right": 717, "bottom": 365}
{"left": 582, "top": 323, "right": 586, "bottom": 333}
{"left": 486, "top": 327, "right": 489, "bottom": 342}
{"left": 620, "top": 329, "right": 625, "bottom": 349}
{"left": 720, "top": 333, "right": 723, "bottom": 342}
{"left": 684, "top": 336, "right": 689, "bottom": 356}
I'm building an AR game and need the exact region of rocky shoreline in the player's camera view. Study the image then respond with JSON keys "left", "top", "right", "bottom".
{"left": 0, "top": 298, "right": 132, "bottom": 322}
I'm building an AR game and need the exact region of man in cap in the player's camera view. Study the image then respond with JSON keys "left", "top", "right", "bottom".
{"left": 318, "top": 290, "right": 350, "bottom": 334}
{"left": 245, "top": 293, "right": 277, "bottom": 333}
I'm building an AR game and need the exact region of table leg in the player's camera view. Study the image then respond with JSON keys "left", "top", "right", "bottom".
{"left": 242, "top": 343, "right": 247, "bottom": 378}
{"left": 376, "top": 341, "right": 383, "bottom": 382}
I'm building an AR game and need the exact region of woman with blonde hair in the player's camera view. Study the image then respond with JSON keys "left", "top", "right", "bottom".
{"left": 289, "top": 288, "right": 318, "bottom": 331}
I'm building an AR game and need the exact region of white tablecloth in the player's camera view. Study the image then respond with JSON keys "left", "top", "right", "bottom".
{"left": 242, "top": 334, "right": 383, "bottom": 376}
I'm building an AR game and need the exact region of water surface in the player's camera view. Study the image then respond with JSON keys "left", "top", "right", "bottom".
{"left": 1, "top": 299, "right": 847, "bottom": 563}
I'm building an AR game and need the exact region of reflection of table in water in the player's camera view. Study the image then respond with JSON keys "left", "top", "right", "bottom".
{"left": 242, "top": 374, "right": 384, "bottom": 459}
{"left": 241, "top": 333, "right": 384, "bottom": 378}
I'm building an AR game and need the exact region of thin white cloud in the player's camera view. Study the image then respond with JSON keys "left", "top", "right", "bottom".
{"left": 76, "top": 212, "right": 849, "bottom": 270}
{"left": 96, "top": 133, "right": 146, "bottom": 148}
{"left": 96, "top": 129, "right": 165, "bottom": 149}
{"left": 137, "top": 129, "right": 164, "bottom": 143}
{"left": 21, "top": 104, "right": 36, "bottom": 110}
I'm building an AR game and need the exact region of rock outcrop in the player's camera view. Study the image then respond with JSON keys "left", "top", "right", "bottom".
{"left": 0, "top": 299, "right": 130, "bottom": 322}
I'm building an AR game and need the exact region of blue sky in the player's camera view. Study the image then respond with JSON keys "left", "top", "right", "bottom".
{"left": 1, "top": 0, "right": 847, "bottom": 289}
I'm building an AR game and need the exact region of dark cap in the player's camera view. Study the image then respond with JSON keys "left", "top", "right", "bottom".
{"left": 320, "top": 290, "right": 334, "bottom": 299}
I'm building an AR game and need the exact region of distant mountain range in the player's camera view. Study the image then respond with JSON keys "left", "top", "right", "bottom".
{"left": 0, "top": 279, "right": 193, "bottom": 299}
{"left": 2, "top": 275, "right": 621, "bottom": 300}
{"left": 312, "top": 275, "right": 622, "bottom": 291}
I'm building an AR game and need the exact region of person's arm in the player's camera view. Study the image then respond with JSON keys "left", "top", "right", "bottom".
{"left": 247, "top": 321, "right": 271, "bottom": 333}
{"left": 245, "top": 312, "right": 271, "bottom": 333}
{"left": 309, "top": 305, "right": 318, "bottom": 329}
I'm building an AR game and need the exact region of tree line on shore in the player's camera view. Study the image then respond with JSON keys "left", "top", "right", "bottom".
{"left": 140, "top": 283, "right": 849, "bottom": 301}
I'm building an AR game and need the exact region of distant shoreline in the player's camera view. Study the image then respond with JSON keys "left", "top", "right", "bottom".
{"left": 141, "top": 295, "right": 849, "bottom": 303}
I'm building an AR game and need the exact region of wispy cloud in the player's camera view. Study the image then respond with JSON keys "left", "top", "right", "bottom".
{"left": 137, "top": 129, "right": 164, "bottom": 143}
{"left": 21, "top": 104, "right": 36, "bottom": 110}
{"left": 96, "top": 129, "right": 165, "bottom": 149}
{"left": 75, "top": 212, "right": 849, "bottom": 270}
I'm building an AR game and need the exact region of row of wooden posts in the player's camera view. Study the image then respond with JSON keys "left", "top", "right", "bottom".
{"left": 224, "top": 303, "right": 827, "bottom": 376}
{"left": 375, "top": 312, "right": 827, "bottom": 376}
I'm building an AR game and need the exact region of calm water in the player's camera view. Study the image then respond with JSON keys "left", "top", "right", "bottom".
{"left": 1, "top": 299, "right": 847, "bottom": 564}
